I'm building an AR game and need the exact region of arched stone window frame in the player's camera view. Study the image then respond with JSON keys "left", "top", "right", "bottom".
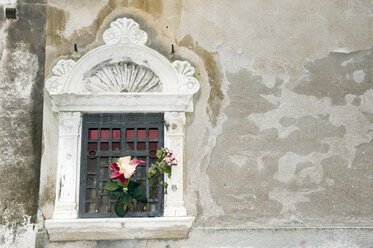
{"left": 44, "top": 18, "right": 199, "bottom": 241}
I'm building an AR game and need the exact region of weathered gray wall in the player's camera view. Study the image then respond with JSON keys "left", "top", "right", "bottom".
{"left": 1, "top": 0, "right": 373, "bottom": 247}
{"left": 0, "top": 0, "right": 46, "bottom": 246}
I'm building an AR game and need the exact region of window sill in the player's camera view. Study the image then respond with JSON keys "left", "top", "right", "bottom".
{"left": 45, "top": 216, "right": 195, "bottom": 241}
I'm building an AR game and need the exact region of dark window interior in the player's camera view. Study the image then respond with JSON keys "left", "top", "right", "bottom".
{"left": 79, "top": 113, "right": 164, "bottom": 218}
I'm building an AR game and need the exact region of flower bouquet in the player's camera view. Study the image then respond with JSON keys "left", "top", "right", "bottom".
{"left": 104, "top": 148, "right": 177, "bottom": 217}
{"left": 146, "top": 147, "right": 177, "bottom": 196}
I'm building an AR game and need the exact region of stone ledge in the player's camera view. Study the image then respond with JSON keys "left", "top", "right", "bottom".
{"left": 45, "top": 217, "right": 195, "bottom": 241}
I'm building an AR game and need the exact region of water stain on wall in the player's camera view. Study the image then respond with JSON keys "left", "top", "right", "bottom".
{"left": 179, "top": 34, "right": 224, "bottom": 127}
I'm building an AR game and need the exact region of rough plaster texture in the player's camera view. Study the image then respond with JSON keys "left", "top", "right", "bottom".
{"left": 0, "top": 0, "right": 372, "bottom": 247}
{"left": 0, "top": 0, "right": 46, "bottom": 247}
{"left": 36, "top": 228, "right": 373, "bottom": 248}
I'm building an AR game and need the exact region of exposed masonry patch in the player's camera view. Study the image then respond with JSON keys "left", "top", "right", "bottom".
{"left": 294, "top": 47, "right": 373, "bottom": 105}
{"left": 203, "top": 45, "right": 373, "bottom": 225}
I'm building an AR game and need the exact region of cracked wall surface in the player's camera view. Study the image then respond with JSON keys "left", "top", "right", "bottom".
{"left": 0, "top": 0, "right": 373, "bottom": 247}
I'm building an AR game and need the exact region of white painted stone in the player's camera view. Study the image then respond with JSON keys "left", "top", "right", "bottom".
{"left": 84, "top": 62, "right": 162, "bottom": 92}
{"left": 53, "top": 112, "right": 81, "bottom": 219}
{"left": 164, "top": 112, "right": 187, "bottom": 217}
{"left": 45, "top": 59, "right": 76, "bottom": 94}
{"left": 103, "top": 17, "right": 148, "bottom": 46}
{"left": 45, "top": 217, "right": 195, "bottom": 241}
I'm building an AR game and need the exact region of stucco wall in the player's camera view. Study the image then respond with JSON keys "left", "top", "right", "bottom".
{"left": 1, "top": 0, "right": 373, "bottom": 247}
{"left": 0, "top": 0, "right": 45, "bottom": 247}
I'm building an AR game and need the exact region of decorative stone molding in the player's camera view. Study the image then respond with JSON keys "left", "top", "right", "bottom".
{"left": 172, "top": 60, "right": 200, "bottom": 94}
{"left": 53, "top": 112, "right": 81, "bottom": 219}
{"left": 45, "top": 17, "right": 198, "bottom": 240}
{"left": 164, "top": 112, "right": 187, "bottom": 217}
{"left": 84, "top": 61, "right": 162, "bottom": 93}
{"left": 45, "top": 59, "right": 76, "bottom": 94}
{"left": 45, "top": 17, "right": 200, "bottom": 113}
{"left": 103, "top": 17, "right": 148, "bottom": 45}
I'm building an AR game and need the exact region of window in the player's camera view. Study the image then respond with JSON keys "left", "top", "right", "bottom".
{"left": 79, "top": 113, "right": 164, "bottom": 217}
{"left": 43, "top": 17, "right": 199, "bottom": 240}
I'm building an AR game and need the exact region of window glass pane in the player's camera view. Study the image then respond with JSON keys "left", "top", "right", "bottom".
{"left": 111, "top": 157, "right": 119, "bottom": 164}
{"left": 86, "top": 203, "right": 96, "bottom": 213}
{"left": 150, "top": 203, "right": 158, "bottom": 212}
{"left": 87, "top": 158, "right": 96, "bottom": 173}
{"left": 100, "top": 157, "right": 109, "bottom": 167}
{"left": 112, "top": 142, "right": 120, "bottom": 151}
{"left": 99, "top": 196, "right": 109, "bottom": 213}
{"left": 112, "top": 129, "right": 120, "bottom": 139}
{"left": 137, "top": 142, "right": 146, "bottom": 150}
{"left": 100, "top": 142, "right": 109, "bottom": 151}
{"left": 126, "top": 129, "right": 134, "bottom": 139}
{"left": 87, "top": 175, "right": 96, "bottom": 187}
{"left": 88, "top": 142, "right": 97, "bottom": 151}
{"left": 137, "top": 128, "right": 146, "bottom": 139}
{"left": 101, "top": 129, "right": 110, "bottom": 140}
{"left": 126, "top": 142, "right": 134, "bottom": 150}
{"left": 100, "top": 167, "right": 109, "bottom": 180}
{"left": 149, "top": 128, "right": 158, "bottom": 139}
{"left": 136, "top": 164, "right": 146, "bottom": 178}
{"left": 86, "top": 189, "right": 96, "bottom": 201}
{"left": 88, "top": 129, "right": 98, "bottom": 140}
{"left": 149, "top": 141, "right": 158, "bottom": 151}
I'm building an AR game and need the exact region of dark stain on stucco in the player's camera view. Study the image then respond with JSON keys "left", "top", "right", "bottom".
{"left": 107, "top": 0, "right": 163, "bottom": 17}
{"left": 0, "top": 0, "right": 46, "bottom": 230}
{"left": 179, "top": 34, "right": 224, "bottom": 127}
{"left": 45, "top": 0, "right": 168, "bottom": 71}
{"left": 294, "top": 47, "right": 373, "bottom": 105}
{"left": 46, "top": 6, "right": 66, "bottom": 46}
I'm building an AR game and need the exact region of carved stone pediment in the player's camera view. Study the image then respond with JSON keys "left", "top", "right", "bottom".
{"left": 84, "top": 60, "right": 162, "bottom": 93}
{"left": 45, "top": 17, "right": 200, "bottom": 112}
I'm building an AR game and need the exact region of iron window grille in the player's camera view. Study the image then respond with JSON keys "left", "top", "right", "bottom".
{"left": 79, "top": 113, "right": 164, "bottom": 218}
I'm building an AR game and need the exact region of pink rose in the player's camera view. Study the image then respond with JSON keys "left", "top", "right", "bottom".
{"left": 109, "top": 162, "right": 127, "bottom": 185}
{"left": 117, "top": 156, "right": 146, "bottom": 179}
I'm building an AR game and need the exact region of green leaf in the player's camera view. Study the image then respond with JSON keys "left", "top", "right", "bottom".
{"left": 128, "top": 181, "right": 147, "bottom": 203}
{"left": 109, "top": 190, "right": 124, "bottom": 200}
{"left": 104, "top": 182, "right": 120, "bottom": 191}
{"left": 114, "top": 194, "right": 131, "bottom": 217}
{"left": 156, "top": 149, "right": 163, "bottom": 159}
{"left": 149, "top": 177, "right": 160, "bottom": 198}
{"left": 165, "top": 166, "right": 172, "bottom": 179}
{"left": 164, "top": 182, "right": 168, "bottom": 194}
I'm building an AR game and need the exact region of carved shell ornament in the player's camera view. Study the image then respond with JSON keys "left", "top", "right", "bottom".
{"left": 172, "top": 61, "right": 200, "bottom": 94}
{"left": 103, "top": 17, "right": 148, "bottom": 45}
{"left": 45, "top": 59, "right": 76, "bottom": 94}
{"left": 84, "top": 61, "right": 162, "bottom": 93}
{"left": 46, "top": 17, "right": 200, "bottom": 96}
